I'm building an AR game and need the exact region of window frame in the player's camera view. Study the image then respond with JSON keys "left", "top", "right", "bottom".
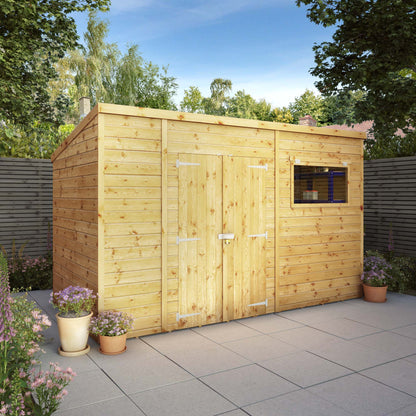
{"left": 290, "top": 158, "right": 350, "bottom": 208}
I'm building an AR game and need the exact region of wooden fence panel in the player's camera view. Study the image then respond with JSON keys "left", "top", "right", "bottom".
{"left": 0, "top": 157, "right": 52, "bottom": 258}
{"left": 364, "top": 156, "right": 416, "bottom": 257}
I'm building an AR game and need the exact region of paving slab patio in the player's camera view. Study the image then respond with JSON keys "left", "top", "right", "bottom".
{"left": 29, "top": 291, "right": 416, "bottom": 416}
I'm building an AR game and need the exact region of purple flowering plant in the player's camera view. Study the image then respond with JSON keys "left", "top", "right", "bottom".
{"left": 50, "top": 286, "right": 97, "bottom": 317}
{"left": 0, "top": 252, "right": 76, "bottom": 415}
{"left": 89, "top": 311, "right": 133, "bottom": 337}
{"left": 361, "top": 251, "right": 393, "bottom": 287}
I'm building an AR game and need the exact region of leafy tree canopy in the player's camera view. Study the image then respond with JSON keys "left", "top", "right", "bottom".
{"left": 0, "top": 0, "right": 110, "bottom": 127}
{"left": 68, "top": 13, "right": 178, "bottom": 118}
{"left": 297, "top": 0, "right": 416, "bottom": 152}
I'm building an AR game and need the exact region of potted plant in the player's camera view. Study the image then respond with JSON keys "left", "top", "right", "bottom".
{"left": 50, "top": 286, "right": 97, "bottom": 356}
{"left": 361, "top": 252, "right": 393, "bottom": 302}
{"left": 89, "top": 310, "right": 133, "bottom": 355}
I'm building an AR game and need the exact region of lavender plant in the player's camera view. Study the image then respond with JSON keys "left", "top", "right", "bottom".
{"left": 361, "top": 250, "right": 393, "bottom": 287}
{"left": 90, "top": 311, "right": 134, "bottom": 337}
{"left": 50, "top": 286, "right": 97, "bottom": 317}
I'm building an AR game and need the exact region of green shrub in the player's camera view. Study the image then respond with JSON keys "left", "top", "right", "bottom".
{"left": 8, "top": 253, "right": 52, "bottom": 290}
{"left": 388, "top": 255, "right": 416, "bottom": 293}
{"left": 365, "top": 249, "right": 416, "bottom": 293}
{"left": 1, "top": 239, "right": 52, "bottom": 290}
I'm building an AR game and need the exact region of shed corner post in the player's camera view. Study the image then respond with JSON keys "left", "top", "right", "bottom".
{"left": 274, "top": 129, "right": 280, "bottom": 312}
{"left": 97, "top": 112, "right": 105, "bottom": 312}
{"left": 161, "top": 119, "right": 169, "bottom": 331}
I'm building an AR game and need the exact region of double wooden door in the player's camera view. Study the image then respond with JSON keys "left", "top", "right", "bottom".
{"left": 177, "top": 154, "right": 267, "bottom": 328}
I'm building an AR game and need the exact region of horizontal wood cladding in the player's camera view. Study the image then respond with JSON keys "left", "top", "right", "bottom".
{"left": 364, "top": 156, "right": 416, "bottom": 257}
{"left": 0, "top": 157, "right": 52, "bottom": 258}
{"left": 53, "top": 115, "right": 99, "bottom": 294}
{"left": 277, "top": 131, "right": 363, "bottom": 311}
{"left": 102, "top": 114, "right": 162, "bottom": 335}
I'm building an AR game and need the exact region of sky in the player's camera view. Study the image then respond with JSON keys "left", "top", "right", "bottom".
{"left": 73, "top": 0, "right": 335, "bottom": 109}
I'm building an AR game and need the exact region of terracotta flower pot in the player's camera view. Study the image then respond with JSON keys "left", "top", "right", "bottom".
{"left": 363, "top": 284, "right": 388, "bottom": 303}
{"left": 99, "top": 334, "right": 127, "bottom": 355}
{"left": 56, "top": 312, "right": 92, "bottom": 356}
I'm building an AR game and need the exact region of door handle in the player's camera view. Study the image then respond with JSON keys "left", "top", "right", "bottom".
{"left": 218, "top": 233, "right": 235, "bottom": 240}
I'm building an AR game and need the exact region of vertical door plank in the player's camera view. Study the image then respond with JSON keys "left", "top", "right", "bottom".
{"left": 178, "top": 154, "right": 222, "bottom": 328}
{"left": 224, "top": 156, "right": 267, "bottom": 320}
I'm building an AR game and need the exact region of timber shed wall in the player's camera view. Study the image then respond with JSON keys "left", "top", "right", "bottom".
{"left": 52, "top": 103, "right": 365, "bottom": 337}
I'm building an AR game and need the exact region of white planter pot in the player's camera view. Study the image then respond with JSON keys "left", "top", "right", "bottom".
{"left": 56, "top": 312, "right": 92, "bottom": 356}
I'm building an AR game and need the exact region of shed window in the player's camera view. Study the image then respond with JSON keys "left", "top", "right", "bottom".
{"left": 294, "top": 165, "right": 348, "bottom": 203}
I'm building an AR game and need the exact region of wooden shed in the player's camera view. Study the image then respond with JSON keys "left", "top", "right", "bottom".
{"left": 51, "top": 104, "right": 366, "bottom": 337}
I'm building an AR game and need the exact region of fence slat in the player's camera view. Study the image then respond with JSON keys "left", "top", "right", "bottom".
{"left": 364, "top": 156, "right": 416, "bottom": 257}
{"left": 0, "top": 157, "right": 52, "bottom": 258}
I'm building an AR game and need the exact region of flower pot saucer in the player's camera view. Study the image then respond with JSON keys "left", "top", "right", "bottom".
{"left": 99, "top": 346, "right": 127, "bottom": 355}
{"left": 58, "top": 344, "right": 90, "bottom": 357}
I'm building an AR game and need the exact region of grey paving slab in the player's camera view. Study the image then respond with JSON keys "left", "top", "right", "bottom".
{"left": 237, "top": 314, "right": 304, "bottom": 334}
{"left": 353, "top": 331, "right": 416, "bottom": 360}
{"left": 223, "top": 334, "right": 298, "bottom": 362}
{"left": 308, "top": 373, "right": 415, "bottom": 416}
{"left": 270, "top": 326, "right": 340, "bottom": 350}
{"left": 55, "top": 396, "right": 145, "bottom": 416}
{"left": 99, "top": 353, "right": 193, "bottom": 394}
{"left": 243, "top": 389, "right": 355, "bottom": 416}
{"left": 87, "top": 337, "right": 160, "bottom": 368}
{"left": 130, "top": 379, "right": 236, "bottom": 416}
{"left": 260, "top": 350, "right": 352, "bottom": 387}
{"left": 218, "top": 410, "right": 249, "bottom": 416}
{"left": 278, "top": 301, "right": 356, "bottom": 325}
{"left": 308, "top": 317, "right": 382, "bottom": 339}
{"left": 142, "top": 328, "right": 217, "bottom": 353}
{"left": 38, "top": 347, "right": 98, "bottom": 375}
{"left": 193, "top": 321, "right": 261, "bottom": 343}
{"left": 165, "top": 343, "right": 251, "bottom": 377}
{"left": 361, "top": 359, "right": 416, "bottom": 396}
{"left": 347, "top": 295, "right": 416, "bottom": 330}
{"left": 392, "top": 324, "right": 416, "bottom": 339}
{"left": 28, "top": 291, "right": 416, "bottom": 416}
{"left": 201, "top": 364, "right": 299, "bottom": 407}
{"left": 386, "top": 403, "right": 416, "bottom": 416}
{"left": 59, "top": 369, "right": 124, "bottom": 411}
{"left": 309, "top": 339, "right": 398, "bottom": 371}
{"left": 405, "top": 354, "right": 416, "bottom": 364}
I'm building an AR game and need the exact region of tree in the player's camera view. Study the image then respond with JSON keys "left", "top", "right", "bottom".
{"left": 289, "top": 89, "right": 325, "bottom": 124}
{"left": 181, "top": 87, "right": 204, "bottom": 113}
{"left": 226, "top": 90, "right": 257, "bottom": 119}
{"left": 271, "top": 107, "right": 294, "bottom": 124}
{"left": 69, "top": 13, "right": 178, "bottom": 116}
{"left": 202, "top": 79, "right": 232, "bottom": 115}
{"left": 135, "top": 63, "right": 178, "bottom": 111}
{"left": 297, "top": 0, "right": 416, "bottom": 150}
{"left": 0, "top": 0, "right": 110, "bottom": 127}
{"left": 70, "top": 12, "right": 120, "bottom": 107}
{"left": 322, "top": 90, "right": 365, "bottom": 126}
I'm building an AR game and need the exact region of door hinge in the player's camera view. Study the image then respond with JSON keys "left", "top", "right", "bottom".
{"left": 176, "top": 237, "right": 200, "bottom": 244}
{"left": 176, "top": 312, "right": 201, "bottom": 321}
{"left": 248, "top": 232, "right": 268, "bottom": 239}
{"left": 248, "top": 164, "right": 268, "bottom": 171}
{"left": 176, "top": 160, "right": 200, "bottom": 168}
{"left": 248, "top": 299, "right": 268, "bottom": 308}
